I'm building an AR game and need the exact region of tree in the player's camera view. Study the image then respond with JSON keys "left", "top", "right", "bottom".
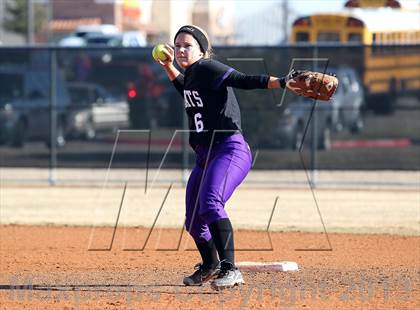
{"left": 3, "top": 0, "right": 47, "bottom": 40}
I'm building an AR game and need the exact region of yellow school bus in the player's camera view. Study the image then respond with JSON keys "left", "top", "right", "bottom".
{"left": 290, "top": 7, "right": 420, "bottom": 113}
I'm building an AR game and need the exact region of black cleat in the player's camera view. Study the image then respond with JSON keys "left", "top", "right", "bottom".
{"left": 183, "top": 262, "right": 220, "bottom": 286}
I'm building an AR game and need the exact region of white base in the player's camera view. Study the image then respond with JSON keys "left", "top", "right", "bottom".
{"left": 236, "top": 261, "right": 299, "bottom": 272}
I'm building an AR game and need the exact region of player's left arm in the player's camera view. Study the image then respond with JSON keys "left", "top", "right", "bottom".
{"left": 223, "top": 70, "right": 289, "bottom": 90}
{"left": 198, "top": 60, "right": 287, "bottom": 91}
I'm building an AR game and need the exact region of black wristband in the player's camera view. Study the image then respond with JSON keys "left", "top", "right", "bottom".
{"left": 279, "top": 77, "right": 286, "bottom": 88}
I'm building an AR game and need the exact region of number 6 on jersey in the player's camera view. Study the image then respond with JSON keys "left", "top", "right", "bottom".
{"left": 194, "top": 113, "right": 204, "bottom": 133}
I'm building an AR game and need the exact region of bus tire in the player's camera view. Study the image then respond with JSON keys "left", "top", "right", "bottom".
{"left": 380, "top": 95, "right": 395, "bottom": 115}
{"left": 368, "top": 95, "right": 395, "bottom": 115}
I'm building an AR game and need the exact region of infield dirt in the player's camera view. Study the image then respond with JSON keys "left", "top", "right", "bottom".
{"left": 0, "top": 225, "right": 419, "bottom": 309}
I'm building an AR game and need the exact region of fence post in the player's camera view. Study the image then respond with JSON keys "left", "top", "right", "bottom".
{"left": 310, "top": 46, "right": 319, "bottom": 187}
{"left": 182, "top": 104, "right": 189, "bottom": 186}
{"left": 49, "top": 48, "right": 57, "bottom": 185}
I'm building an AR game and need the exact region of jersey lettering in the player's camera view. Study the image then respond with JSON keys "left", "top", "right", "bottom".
{"left": 184, "top": 90, "right": 203, "bottom": 108}
{"left": 192, "top": 91, "right": 203, "bottom": 107}
{"left": 184, "top": 90, "right": 193, "bottom": 108}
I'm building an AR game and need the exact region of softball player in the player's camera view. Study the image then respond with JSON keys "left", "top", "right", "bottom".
{"left": 154, "top": 25, "right": 290, "bottom": 290}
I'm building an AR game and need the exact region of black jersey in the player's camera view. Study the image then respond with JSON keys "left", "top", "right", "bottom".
{"left": 172, "top": 59, "right": 269, "bottom": 148}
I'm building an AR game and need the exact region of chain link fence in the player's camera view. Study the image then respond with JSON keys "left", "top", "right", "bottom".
{"left": 0, "top": 45, "right": 419, "bottom": 186}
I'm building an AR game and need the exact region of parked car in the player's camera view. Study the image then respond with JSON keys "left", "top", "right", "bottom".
{"left": 277, "top": 98, "right": 334, "bottom": 150}
{"left": 66, "top": 82, "right": 130, "bottom": 140}
{"left": 0, "top": 65, "right": 70, "bottom": 148}
{"left": 331, "top": 66, "right": 365, "bottom": 133}
{"left": 74, "top": 24, "right": 119, "bottom": 38}
{"left": 58, "top": 36, "right": 86, "bottom": 47}
{"left": 276, "top": 66, "right": 364, "bottom": 149}
{"left": 58, "top": 25, "right": 147, "bottom": 48}
{"left": 84, "top": 31, "right": 147, "bottom": 47}
{"left": 58, "top": 24, "right": 120, "bottom": 47}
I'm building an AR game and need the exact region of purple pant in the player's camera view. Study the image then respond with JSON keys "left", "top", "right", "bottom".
{"left": 185, "top": 134, "right": 252, "bottom": 243}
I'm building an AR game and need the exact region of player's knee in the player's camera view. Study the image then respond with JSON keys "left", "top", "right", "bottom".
{"left": 199, "top": 204, "right": 227, "bottom": 225}
{"left": 199, "top": 190, "right": 228, "bottom": 223}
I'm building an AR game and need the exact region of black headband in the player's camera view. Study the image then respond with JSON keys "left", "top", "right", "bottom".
{"left": 174, "top": 25, "right": 208, "bottom": 53}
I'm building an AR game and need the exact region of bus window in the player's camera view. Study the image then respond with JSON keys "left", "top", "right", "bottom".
{"left": 401, "top": 32, "right": 407, "bottom": 44}
{"left": 390, "top": 32, "right": 397, "bottom": 44}
{"left": 296, "top": 32, "right": 310, "bottom": 42}
{"left": 348, "top": 33, "right": 362, "bottom": 43}
{"left": 317, "top": 32, "right": 340, "bottom": 42}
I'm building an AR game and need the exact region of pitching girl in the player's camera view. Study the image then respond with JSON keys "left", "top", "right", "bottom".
{"left": 154, "top": 25, "right": 291, "bottom": 290}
